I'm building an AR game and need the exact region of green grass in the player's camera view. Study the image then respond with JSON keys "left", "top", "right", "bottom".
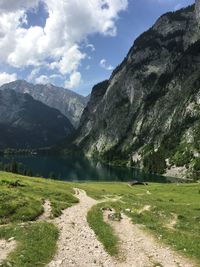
{"left": 0, "top": 171, "right": 78, "bottom": 223}
{"left": 87, "top": 203, "right": 119, "bottom": 256}
{"left": 0, "top": 171, "right": 79, "bottom": 267}
{"left": 78, "top": 182, "right": 200, "bottom": 264}
{"left": 0, "top": 222, "right": 58, "bottom": 267}
{"left": 0, "top": 172, "right": 200, "bottom": 266}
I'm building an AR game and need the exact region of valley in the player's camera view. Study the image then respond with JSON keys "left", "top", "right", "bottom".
{"left": 0, "top": 1, "right": 200, "bottom": 267}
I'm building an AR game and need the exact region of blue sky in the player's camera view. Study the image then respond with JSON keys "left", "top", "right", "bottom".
{"left": 0, "top": 0, "right": 195, "bottom": 95}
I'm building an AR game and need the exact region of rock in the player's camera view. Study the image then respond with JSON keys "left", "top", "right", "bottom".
{"left": 125, "top": 209, "right": 131, "bottom": 212}
{"left": 108, "top": 212, "right": 122, "bottom": 222}
{"left": 74, "top": 4, "right": 200, "bottom": 179}
{"left": 129, "top": 181, "right": 148, "bottom": 186}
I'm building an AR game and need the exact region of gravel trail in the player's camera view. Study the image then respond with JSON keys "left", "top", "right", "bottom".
{"left": 47, "top": 189, "right": 196, "bottom": 267}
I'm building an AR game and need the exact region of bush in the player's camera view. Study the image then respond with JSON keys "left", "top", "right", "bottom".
{"left": 143, "top": 149, "right": 167, "bottom": 174}
{"left": 171, "top": 149, "right": 193, "bottom": 167}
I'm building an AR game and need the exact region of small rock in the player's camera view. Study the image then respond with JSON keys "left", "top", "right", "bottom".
{"left": 125, "top": 209, "right": 131, "bottom": 212}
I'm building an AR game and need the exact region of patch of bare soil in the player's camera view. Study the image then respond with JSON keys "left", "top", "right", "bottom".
{"left": 0, "top": 239, "right": 16, "bottom": 264}
{"left": 165, "top": 214, "right": 178, "bottom": 230}
{"left": 38, "top": 200, "right": 52, "bottom": 221}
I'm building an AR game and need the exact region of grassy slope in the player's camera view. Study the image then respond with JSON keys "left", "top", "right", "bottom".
{"left": 0, "top": 172, "right": 200, "bottom": 265}
{"left": 79, "top": 182, "right": 200, "bottom": 264}
{"left": 0, "top": 171, "right": 78, "bottom": 267}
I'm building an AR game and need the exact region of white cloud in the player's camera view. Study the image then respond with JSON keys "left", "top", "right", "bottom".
{"left": 0, "top": 0, "right": 128, "bottom": 81}
{"left": 50, "top": 45, "right": 85, "bottom": 75}
{"left": 87, "top": 44, "right": 96, "bottom": 52}
{"left": 35, "top": 75, "right": 50, "bottom": 84}
{"left": 0, "top": 0, "right": 39, "bottom": 12}
{"left": 34, "top": 73, "right": 64, "bottom": 85}
{"left": 100, "top": 58, "right": 114, "bottom": 71}
{"left": 0, "top": 72, "right": 17, "bottom": 86}
{"left": 27, "top": 68, "right": 40, "bottom": 82}
{"left": 64, "top": 72, "right": 82, "bottom": 89}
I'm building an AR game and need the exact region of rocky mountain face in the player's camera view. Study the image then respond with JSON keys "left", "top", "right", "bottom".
{"left": 196, "top": 0, "right": 200, "bottom": 22}
{"left": 0, "top": 89, "right": 74, "bottom": 149}
{"left": 75, "top": 4, "right": 200, "bottom": 179}
{"left": 0, "top": 80, "right": 88, "bottom": 128}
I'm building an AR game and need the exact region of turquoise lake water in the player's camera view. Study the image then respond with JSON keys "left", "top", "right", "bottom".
{"left": 0, "top": 155, "right": 175, "bottom": 182}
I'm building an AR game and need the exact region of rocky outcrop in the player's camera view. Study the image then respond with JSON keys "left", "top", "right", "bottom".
{"left": 75, "top": 4, "right": 200, "bottom": 179}
{"left": 0, "top": 89, "right": 74, "bottom": 149}
{"left": 195, "top": 0, "right": 200, "bottom": 22}
{"left": 0, "top": 80, "right": 88, "bottom": 128}
{"left": 76, "top": 80, "right": 109, "bottom": 147}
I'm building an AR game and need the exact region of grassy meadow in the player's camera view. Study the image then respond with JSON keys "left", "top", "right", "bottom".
{"left": 0, "top": 171, "right": 78, "bottom": 267}
{"left": 0, "top": 171, "right": 199, "bottom": 266}
{"left": 80, "top": 182, "right": 200, "bottom": 264}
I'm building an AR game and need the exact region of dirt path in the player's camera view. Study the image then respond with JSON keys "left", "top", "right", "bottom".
{"left": 104, "top": 210, "right": 195, "bottom": 267}
{"left": 0, "top": 239, "right": 16, "bottom": 263}
{"left": 47, "top": 189, "right": 116, "bottom": 267}
{"left": 38, "top": 200, "right": 52, "bottom": 221}
{"left": 47, "top": 188, "right": 196, "bottom": 267}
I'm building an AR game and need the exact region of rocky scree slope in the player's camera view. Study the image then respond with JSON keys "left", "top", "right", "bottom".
{"left": 0, "top": 89, "right": 74, "bottom": 149}
{"left": 0, "top": 80, "right": 88, "bottom": 128}
{"left": 75, "top": 4, "right": 200, "bottom": 179}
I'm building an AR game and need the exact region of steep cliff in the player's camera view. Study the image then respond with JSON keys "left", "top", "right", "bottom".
{"left": 75, "top": 4, "right": 200, "bottom": 179}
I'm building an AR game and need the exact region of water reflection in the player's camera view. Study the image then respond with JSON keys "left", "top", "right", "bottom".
{"left": 0, "top": 155, "right": 173, "bottom": 183}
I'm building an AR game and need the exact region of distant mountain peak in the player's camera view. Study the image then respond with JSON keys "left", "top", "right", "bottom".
{"left": 0, "top": 88, "right": 74, "bottom": 149}
{"left": 0, "top": 80, "right": 89, "bottom": 128}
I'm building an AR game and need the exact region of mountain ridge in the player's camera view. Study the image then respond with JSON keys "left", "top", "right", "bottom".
{"left": 0, "top": 88, "right": 74, "bottom": 149}
{"left": 0, "top": 80, "right": 88, "bottom": 128}
{"left": 74, "top": 4, "right": 200, "bottom": 179}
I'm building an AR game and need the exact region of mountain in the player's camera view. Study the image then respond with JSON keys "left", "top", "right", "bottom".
{"left": 75, "top": 3, "right": 200, "bottom": 179}
{"left": 0, "top": 80, "right": 88, "bottom": 128}
{"left": 0, "top": 89, "right": 74, "bottom": 149}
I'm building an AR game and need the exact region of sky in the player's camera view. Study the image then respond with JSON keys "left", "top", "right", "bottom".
{"left": 0, "top": 0, "right": 195, "bottom": 96}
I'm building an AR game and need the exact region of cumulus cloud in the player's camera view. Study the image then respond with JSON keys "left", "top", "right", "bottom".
{"left": 0, "top": 0, "right": 128, "bottom": 88}
{"left": 27, "top": 68, "right": 40, "bottom": 82}
{"left": 0, "top": 0, "right": 39, "bottom": 12}
{"left": 50, "top": 45, "right": 85, "bottom": 75}
{"left": 0, "top": 72, "right": 17, "bottom": 86}
{"left": 34, "top": 73, "right": 64, "bottom": 85}
{"left": 35, "top": 75, "right": 50, "bottom": 84}
{"left": 64, "top": 72, "right": 82, "bottom": 89}
{"left": 100, "top": 58, "right": 114, "bottom": 71}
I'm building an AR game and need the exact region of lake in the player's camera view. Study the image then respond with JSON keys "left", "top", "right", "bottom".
{"left": 0, "top": 154, "right": 175, "bottom": 183}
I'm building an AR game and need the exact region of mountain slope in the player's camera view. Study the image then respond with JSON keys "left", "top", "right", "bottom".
{"left": 0, "top": 80, "right": 88, "bottom": 128}
{"left": 0, "top": 89, "right": 74, "bottom": 149}
{"left": 75, "top": 4, "right": 200, "bottom": 179}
